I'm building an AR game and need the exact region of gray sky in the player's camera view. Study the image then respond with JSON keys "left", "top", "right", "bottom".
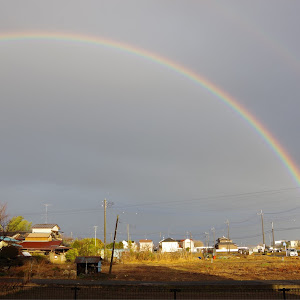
{"left": 1, "top": 1, "right": 300, "bottom": 245}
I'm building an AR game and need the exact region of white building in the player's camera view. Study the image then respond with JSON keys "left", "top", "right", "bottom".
{"left": 32, "top": 224, "right": 60, "bottom": 234}
{"left": 160, "top": 238, "right": 179, "bottom": 252}
{"left": 289, "top": 241, "right": 299, "bottom": 248}
{"left": 31, "top": 224, "right": 61, "bottom": 240}
{"left": 139, "top": 239, "right": 154, "bottom": 252}
{"left": 180, "top": 239, "right": 194, "bottom": 252}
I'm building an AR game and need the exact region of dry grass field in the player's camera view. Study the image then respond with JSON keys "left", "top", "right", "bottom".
{"left": 4, "top": 254, "right": 300, "bottom": 282}
{"left": 103, "top": 255, "right": 300, "bottom": 281}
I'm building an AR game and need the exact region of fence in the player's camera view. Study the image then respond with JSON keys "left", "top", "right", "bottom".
{"left": 1, "top": 284, "right": 300, "bottom": 299}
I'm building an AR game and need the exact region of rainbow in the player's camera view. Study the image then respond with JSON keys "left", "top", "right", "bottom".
{"left": 1, "top": 32, "right": 300, "bottom": 186}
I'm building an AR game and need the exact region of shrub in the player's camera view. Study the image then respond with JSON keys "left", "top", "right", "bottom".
{"left": 0, "top": 246, "right": 19, "bottom": 259}
{"left": 65, "top": 248, "right": 79, "bottom": 262}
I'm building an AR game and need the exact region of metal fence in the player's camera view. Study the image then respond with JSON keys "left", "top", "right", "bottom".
{"left": 1, "top": 284, "right": 300, "bottom": 299}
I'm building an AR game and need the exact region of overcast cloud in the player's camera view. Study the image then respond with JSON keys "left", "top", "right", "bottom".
{"left": 1, "top": 1, "right": 300, "bottom": 245}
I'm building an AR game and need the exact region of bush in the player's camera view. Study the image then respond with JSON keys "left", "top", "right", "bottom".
{"left": 0, "top": 246, "right": 19, "bottom": 259}
{"left": 65, "top": 248, "right": 79, "bottom": 262}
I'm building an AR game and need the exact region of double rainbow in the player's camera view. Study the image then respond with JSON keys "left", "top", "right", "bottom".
{"left": 1, "top": 32, "right": 299, "bottom": 186}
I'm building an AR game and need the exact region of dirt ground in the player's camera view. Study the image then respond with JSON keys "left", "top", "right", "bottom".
{"left": 101, "top": 255, "right": 300, "bottom": 282}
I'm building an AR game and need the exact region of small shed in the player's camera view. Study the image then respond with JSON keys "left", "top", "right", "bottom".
{"left": 75, "top": 256, "right": 102, "bottom": 276}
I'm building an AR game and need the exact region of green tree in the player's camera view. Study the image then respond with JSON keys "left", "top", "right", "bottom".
{"left": 106, "top": 241, "right": 124, "bottom": 249}
{"left": 7, "top": 216, "right": 32, "bottom": 232}
{"left": 65, "top": 248, "right": 79, "bottom": 262}
{"left": 70, "top": 238, "right": 104, "bottom": 257}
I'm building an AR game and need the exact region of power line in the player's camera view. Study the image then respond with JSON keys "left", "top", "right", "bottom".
{"left": 113, "top": 186, "right": 300, "bottom": 209}
{"left": 12, "top": 186, "right": 300, "bottom": 219}
{"left": 264, "top": 207, "right": 300, "bottom": 215}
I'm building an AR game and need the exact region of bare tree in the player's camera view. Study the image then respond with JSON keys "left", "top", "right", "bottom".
{"left": 0, "top": 203, "right": 9, "bottom": 236}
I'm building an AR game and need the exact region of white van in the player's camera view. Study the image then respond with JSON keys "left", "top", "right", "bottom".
{"left": 287, "top": 248, "right": 298, "bottom": 257}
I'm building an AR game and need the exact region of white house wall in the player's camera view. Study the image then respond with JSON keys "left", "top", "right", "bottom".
{"left": 162, "top": 242, "right": 179, "bottom": 252}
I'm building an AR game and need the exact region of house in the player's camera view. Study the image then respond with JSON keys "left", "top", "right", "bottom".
{"left": 20, "top": 240, "right": 69, "bottom": 263}
{"left": 252, "top": 244, "right": 265, "bottom": 253}
{"left": 19, "top": 223, "right": 69, "bottom": 263}
{"left": 75, "top": 256, "right": 102, "bottom": 276}
{"left": 178, "top": 239, "right": 194, "bottom": 252}
{"left": 160, "top": 238, "right": 179, "bottom": 252}
{"left": 289, "top": 240, "right": 299, "bottom": 248}
{"left": 32, "top": 224, "right": 62, "bottom": 240}
{"left": 215, "top": 237, "right": 238, "bottom": 252}
{"left": 139, "top": 239, "right": 154, "bottom": 252}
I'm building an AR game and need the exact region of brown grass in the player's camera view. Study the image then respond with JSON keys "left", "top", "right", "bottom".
{"left": 105, "top": 253, "right": 300, "bottom": 281}
{"left": 3, "top": 253, "right": 300, "bottom": 282}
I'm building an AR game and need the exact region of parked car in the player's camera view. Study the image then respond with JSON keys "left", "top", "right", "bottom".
{"left": 287, "top": 248, "right": 298, "bottom": 257}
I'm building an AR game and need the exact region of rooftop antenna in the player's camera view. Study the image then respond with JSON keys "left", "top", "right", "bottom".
{"left": 44, "top": 204, "right": 51, "bottom": 224}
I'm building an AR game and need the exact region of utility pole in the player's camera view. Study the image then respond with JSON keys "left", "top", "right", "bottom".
{"left": 127, "top": 224, "right": 130, "bottom": 242}
{"left": 204, "top": 232, "right": 209, "bottom": 248}
{"left": 109, "top": 215, "right": 119, "bottom": 274}
{"left": 104, "top": 199, "right": 107, "bottom": 259}
{"left": 258, "top": 210, "right": 265, "bottom": 249}
{"left": 225, "top": 220, "right": 230, "bottom": 253}
{"left": 211, "top": 227, "right": 215, "bottom": 248}
{"left": 225, "top": 220, "right": 230, "bottom": 240}
{"left": 271, "top": 221, "right": 275, "bottom": 248}
{"left": 44, "top": 204, "right": 51, "bottom": 224}
{"left": 94, "top": 226, "right": 98, "bottom": 251}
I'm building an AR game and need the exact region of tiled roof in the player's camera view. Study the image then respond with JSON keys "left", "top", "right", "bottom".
{"left": 26, "top": 233, "right": 51, "bottom": 238}
{"left": 139, "top": 239, "right": 153, "bottom": 243}
{"left": 32, "top": 224, "right": 59, "bottom": 229}
{"left": 0, "top": 236, "right": 19, "bottom": 243}
{"left": 20, "top": 240, "right": 62, "bottom": 250}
